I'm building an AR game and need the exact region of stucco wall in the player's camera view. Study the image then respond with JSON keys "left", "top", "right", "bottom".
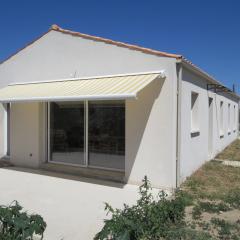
{"left": 0, "top": 30, "right": 178, "bottom": 188}
{"left": 126, "top": 77, "right": 177, "bottom": 188}
{"left": 10, "top": 102, "right": 42, "bottom": 168}
{"left": 0, "top": 30, "right": 176, "bottom": 86}
{"left": 0, "top": 105, "right": 7, "bottom": 157}
{"left": 179, "top": 67, "right": 239, "bottom": 183}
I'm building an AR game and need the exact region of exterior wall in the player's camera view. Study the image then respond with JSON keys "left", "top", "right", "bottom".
{"left": 126, "top": 76, "right": 177, "bottom": 188}
{"left": 10, "top": 102, "right": 42, "bottom": 168}
{"left": 0, "top": 31, "right": 176, "bottom": 86}
{"left": 179, "top": 67, "right": 239, "bottom": 183}
{"left": 0, "top": 30, "right": 178, "bottom": 188}
{"left": 0, "top": 105, "right": 7, "bottom": 156}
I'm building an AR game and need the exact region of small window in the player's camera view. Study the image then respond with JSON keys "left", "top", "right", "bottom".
{"left": 228, "top": 103, "right": 231, "bottom": 133}
{"left": 220, "top": 101, "right": 224, "bottom": 137}
{"left": 191, "top": 92, "right": 199, "bottom": 134}
{"left": 233, "top": 105, "right": 237, "bottom": 131}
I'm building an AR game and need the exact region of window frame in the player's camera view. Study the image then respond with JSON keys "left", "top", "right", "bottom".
{"left": 233, "top": 105, "right": 237, "bottom": 131}
{"left": 219, "top": 101, "right": 224, "bottom": 138}
{"left": 190, "top": 91, "right": 200, "bottom": 136}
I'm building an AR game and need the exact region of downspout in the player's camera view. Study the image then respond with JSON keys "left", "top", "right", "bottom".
{"left": 176, "top": 60, "right": 182, "bottom": 188}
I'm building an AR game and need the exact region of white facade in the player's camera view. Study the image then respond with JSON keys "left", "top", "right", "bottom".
{"left": 179, "top": 67, "right": 239, "bottom": 183}
{"left": 0, "top": 27, "right": 239, "bottom": 189}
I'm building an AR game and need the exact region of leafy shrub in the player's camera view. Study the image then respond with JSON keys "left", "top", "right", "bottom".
{"left": 0, "top": 201, "right": 46, "bottom": 240}
{"left": 95, "top": 176, "right": 206, "bottom": 240}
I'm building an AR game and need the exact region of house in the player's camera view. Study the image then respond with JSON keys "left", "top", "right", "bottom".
{"left": 0, "top": 24, "right": 239, "bottom": 189}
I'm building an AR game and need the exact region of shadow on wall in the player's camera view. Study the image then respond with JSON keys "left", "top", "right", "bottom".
{"left": 125, "top": 78, "right": 165, "bottom": 184}
{"left": 3, "top": 78, "right": 164, "bottom": 188}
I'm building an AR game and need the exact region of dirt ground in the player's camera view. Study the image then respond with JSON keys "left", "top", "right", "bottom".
{"left": 181, "top": 160, "right": 240, "bottom": 239}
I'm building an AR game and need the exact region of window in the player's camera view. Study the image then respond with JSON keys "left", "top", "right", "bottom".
{"left": 48, "top": 101, "right": 125, "bottom": 171}
{"left": 191, "top": 92, "right": 199, "bottom": 134}
{"left": 233, "top": 105, "right": 237, "bottom": 131}
{"left": 228, "top": 103, "right": 231, "bottom": 134}
{"left": 220, "top": 101, "right": 224, "bottom": 137}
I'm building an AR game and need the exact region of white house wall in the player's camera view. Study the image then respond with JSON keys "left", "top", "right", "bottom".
{"left": 179, "top": 67, "right": 239, "bottom": 183}
{"left": 0, "top": 31, "right": 176, "bottom": 85}
{"left": 0, "top": 30, "right": 178, "bottom": 188}
{"left": 10, "top": 102, "right": 41, "bottom": 168}
{"left": 126, "top": 76, "right": 177, "bottom": 188}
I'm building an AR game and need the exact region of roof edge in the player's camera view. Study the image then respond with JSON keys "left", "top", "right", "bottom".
{"left": 50, "top": 24, "right": 182, "bottom": 59}
{"left": 179, "top": 58, "right": 240, "bottom": 99}
{"left": 0, "top": 29, "right": 52, "bottom": 65}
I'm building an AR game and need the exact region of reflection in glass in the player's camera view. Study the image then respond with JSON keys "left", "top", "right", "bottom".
{"left": 49, "top": 102, "right": 85, "bottom": 165}
{"left": 88, "top": 101, "right": 125, "bottom": 170}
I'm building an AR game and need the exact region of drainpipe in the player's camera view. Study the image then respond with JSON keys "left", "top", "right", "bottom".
{"left": 176, "top": 61, "right": 182, "bottom": 188}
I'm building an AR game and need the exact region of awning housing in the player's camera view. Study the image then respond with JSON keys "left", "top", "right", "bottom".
{"left": 0, "top": 72, "right": 165, "bottom": 103}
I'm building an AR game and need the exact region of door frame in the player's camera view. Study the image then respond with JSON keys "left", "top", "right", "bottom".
{"left": 46, "top": 101, "right": 125, "bottom": 172}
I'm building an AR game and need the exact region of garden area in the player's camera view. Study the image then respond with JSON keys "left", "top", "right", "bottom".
{"left": 96, "top": 139, "right": 240, "bottom": 240}
{"left": 216, "top": 139, "right": 240, "bottom": 161}
{"left": 1, "top": 139, "right": 240, "bottom": 239}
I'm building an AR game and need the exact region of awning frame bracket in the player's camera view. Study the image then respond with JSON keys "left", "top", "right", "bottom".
{"left": 207, "top": 84, "right": 232, "bottom": 93}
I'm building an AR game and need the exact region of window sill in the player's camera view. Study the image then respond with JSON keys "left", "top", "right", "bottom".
{"left": 191, "top": 131, "right": 200, "bottom": 138}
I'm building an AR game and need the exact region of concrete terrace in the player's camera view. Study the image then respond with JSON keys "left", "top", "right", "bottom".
{"left": 0, "top": 167, "right": 144, "bottom": 240}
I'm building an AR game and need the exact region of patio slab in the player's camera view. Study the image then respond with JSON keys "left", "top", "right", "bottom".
{"left": 0, "top": 167, "right": 144, "bottom": 240}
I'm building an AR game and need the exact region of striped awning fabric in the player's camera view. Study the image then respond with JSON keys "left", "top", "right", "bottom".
{"left": 0, "top": 72, "right": 164, "bottom": 102}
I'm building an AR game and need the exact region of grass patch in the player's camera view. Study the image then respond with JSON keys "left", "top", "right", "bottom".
{"left": 211, "top": 218, "right": 240, "bottom": 239}
{"left": 192, "top": 201, "right": 230, "bottom": 220}
{"left": 179, "top": 160, "right": 240, "bottom": 239}
{"left": 182, "top": 161, "right": 240, "bottom": 200}
{"left": 216, "top": 139, "right": 240, "bottom": 161}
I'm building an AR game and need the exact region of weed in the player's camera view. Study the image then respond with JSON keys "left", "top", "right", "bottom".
{"left": 224, "top": 188, "right": 240, "bottom": 209}
{"left": 95, "top": 176, "right": 205, "bottom": 240}
{"left": 211, "top": 218, "right": 233, "bottom": 238}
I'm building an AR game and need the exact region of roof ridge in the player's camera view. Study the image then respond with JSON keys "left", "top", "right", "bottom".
{"left": 49, "top": 24, "right": 182, "bottom": 59}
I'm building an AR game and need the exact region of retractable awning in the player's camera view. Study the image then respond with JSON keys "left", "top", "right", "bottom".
{"left": 0, "top": 72, "right": 165, "bottom": 103}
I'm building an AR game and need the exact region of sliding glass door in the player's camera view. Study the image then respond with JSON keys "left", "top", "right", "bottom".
{"left": 88, "top": 101, "right": 125, "bottom": 170}
{"left": 49, "top": 102, "right": 85, "bottom": 165}
{"left": 48, "top": 100, "right": 125, "bottom": 171}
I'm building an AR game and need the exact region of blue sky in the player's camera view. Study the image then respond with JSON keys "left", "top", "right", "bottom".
{"left": 0, "top": 0, "right": 239, "bottom": 93}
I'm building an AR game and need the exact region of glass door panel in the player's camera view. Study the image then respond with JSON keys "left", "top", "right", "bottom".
{"left": 49, "top": 102, "right": 85, "bottom": 165}
{"left": 88, "top": 101, "right": 125, "bottom": 170}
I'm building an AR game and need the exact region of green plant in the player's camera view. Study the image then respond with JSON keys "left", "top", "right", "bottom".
{"left": 95, "top": 176, "right": 207, "bottom": 240}
{"left": 224, "top": 188, "right": 240, "bottom": 209}
{"left": 211, "top": 218, "right": 233, "bottom": 238}
{"left": 192, "top": 205, "right": 202, "bottom": 220}
{"left": 0, "top": 201, "right": 46, "bottom": 240}
{"left": 192, "top": 201, "right": 230, "bottom": 220}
